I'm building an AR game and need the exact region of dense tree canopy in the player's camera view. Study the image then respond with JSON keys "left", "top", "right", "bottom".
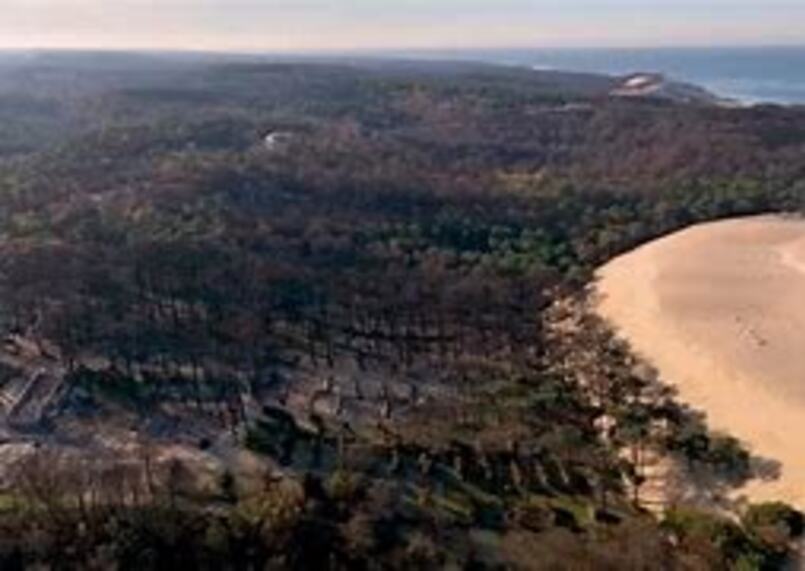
{"left": 0, "top": 53, "right": 801, "bottom": 569}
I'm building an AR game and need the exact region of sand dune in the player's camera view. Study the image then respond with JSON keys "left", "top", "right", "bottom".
{"left": 596, "top": 215, "right": 805, "bottom": 508}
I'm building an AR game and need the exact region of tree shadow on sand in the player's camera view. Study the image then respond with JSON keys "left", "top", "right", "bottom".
{"left": 635, "top": 366, "right": 784, "bottom": 513}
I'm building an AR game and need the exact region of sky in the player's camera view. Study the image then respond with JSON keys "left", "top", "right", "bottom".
{"left": 1, "top": 0, "right": 804, "bottom": 52}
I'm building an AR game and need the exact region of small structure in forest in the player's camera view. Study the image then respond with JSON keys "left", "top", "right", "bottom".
{"left": 263, "top": 131, "right": 294, "bottom": 151}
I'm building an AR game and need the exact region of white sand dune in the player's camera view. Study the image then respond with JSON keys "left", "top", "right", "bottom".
{"left": 596, "top": 215, "right": 805, "bottom": 508}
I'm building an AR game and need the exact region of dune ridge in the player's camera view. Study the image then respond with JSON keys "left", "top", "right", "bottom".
{"left": 596, "top": 215, "right": 805, "bottom": 508}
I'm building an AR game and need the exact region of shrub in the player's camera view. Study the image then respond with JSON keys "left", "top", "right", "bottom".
{"left": 742, "top": 502, "right": 804, "bottom": 557}
{"left": 663, "top": 507, "right": 755, "bottom": 565}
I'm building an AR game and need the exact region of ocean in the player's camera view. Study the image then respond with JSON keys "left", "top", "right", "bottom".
{"left": 390, "top": 46, "right": 805, "bottom": 105}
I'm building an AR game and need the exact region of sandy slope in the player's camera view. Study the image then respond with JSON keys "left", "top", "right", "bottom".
{"left": 595, "top": 215, "right": 805, "bottom": 508}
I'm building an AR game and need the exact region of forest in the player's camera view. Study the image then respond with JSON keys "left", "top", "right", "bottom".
{"left": 0, "top": 51, "right": 803, "bottom": 569}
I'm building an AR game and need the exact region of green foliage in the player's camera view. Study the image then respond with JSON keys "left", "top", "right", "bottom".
{"left": 665, "top": 409, "right": 754, "bottom": 482}
{"left": 742, "top": 502, "right": 805, "bottom": 559}
{"left": 663, "top": 506, "right": 800, "bottom": 570}
{"left": 325, "top": 469, "right": 361, "bottom": 504}
{"left": 744, "top": 502, "right": 805, "bottom": 538}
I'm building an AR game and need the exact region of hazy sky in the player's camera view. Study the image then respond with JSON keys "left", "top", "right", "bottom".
{"left": 2, "top": 0, "right": 804, "bottom": 52}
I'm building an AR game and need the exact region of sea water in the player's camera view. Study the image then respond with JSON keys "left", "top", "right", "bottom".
{"left": 394, "top": 46, "right": 805, "bottom": 105}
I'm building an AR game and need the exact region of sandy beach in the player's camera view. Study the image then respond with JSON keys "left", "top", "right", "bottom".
{"left": 596, "top": 215, "right": 805, "bottom": 508}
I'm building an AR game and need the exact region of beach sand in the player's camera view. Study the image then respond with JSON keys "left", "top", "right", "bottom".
{"left": 595, "top": 215, "right": 805, "bottom": 508}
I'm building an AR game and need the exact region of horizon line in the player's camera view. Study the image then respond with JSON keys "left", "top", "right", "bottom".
{"left": 1, "top": 41, "right": 805, "bottom": 57}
